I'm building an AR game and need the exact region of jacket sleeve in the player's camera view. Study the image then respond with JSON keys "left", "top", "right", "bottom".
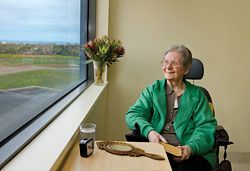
{"left": 125, "top": 86, "right": 155, "bottom": 138}
{"left": 186, "top": 91, "right": 217, "bottom": 156}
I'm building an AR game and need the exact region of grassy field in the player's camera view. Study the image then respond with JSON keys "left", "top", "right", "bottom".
{"left": 0, "top": 54, "right": 81, "bottom": 90}
{"left": 0, "top": 53, "right": 79, "bottom": 67}
{"left": 0, "top": 69, "right": 80, "bottom": 90}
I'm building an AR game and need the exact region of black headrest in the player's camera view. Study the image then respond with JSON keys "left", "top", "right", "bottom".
{"left": 185, "top": 58, "right": 204, "bottom": 80}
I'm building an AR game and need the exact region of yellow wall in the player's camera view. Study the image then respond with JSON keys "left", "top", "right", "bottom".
{"left": 106, "top": 0, "right": 250, "bottom": 152}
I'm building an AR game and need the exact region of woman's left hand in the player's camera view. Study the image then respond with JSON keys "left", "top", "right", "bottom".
{"left": 173, "top": 145, "right": 192, "bottom": 162}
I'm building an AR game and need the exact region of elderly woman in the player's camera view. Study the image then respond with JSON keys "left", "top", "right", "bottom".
{"left": 126, "top": 44, "right": 217, "bottom": 171}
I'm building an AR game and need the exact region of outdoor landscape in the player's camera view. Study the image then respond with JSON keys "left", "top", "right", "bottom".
{"left": 0, "top": 42, "right": 82, "bottom": 90}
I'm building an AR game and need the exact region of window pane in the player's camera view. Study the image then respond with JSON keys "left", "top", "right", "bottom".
{"left": 0, "top": 0, "right": 86, "bottom": 143}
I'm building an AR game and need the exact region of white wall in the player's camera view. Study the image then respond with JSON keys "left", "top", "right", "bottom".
{"left": 106, "top": 0, "right": 250, "bottom": 152}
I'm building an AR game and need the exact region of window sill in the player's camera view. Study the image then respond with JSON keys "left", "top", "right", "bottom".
{"left": 2, "top": 83, "right": 108, "bottom": 171}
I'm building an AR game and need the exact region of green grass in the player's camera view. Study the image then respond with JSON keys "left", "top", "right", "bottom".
{"left": 0, "top": 53, "right": 79, "bottom": 66}
{"left": 0, "top": 53, "right": 83, "bottom": 90}
{"left": 0, "top": 69, "right": 80, "bottom": 90}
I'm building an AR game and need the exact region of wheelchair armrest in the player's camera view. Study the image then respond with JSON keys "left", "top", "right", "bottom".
{"left": 125, "top": 123, "right": 148, "bottom": 142}
{"left": 125, "top": 131, "right": 148, "bottom": 142}
{"left": 216, "top": 125, "right": 233, "bottom": 146}
{"left": 217, "top": 140, "right": 233, "bottom": 146}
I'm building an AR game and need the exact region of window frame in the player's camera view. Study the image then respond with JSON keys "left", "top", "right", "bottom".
{"left": 0, "top": 0, "right": 96, "bottom": 168}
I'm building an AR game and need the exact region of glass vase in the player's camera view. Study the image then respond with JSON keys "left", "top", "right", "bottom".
{"left": 93, "top": 61, "right": 107, "bottom": 86}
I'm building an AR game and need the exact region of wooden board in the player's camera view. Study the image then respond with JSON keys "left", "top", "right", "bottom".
{"left": 159, "top": 142, "right": 182, "bottom": 157}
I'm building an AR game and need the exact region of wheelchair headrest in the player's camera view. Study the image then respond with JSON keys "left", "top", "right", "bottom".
{"left": 184, "top": 58, "right": 204, "bottom": 80}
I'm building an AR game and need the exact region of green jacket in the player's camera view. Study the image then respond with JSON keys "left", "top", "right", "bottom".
{"left": 126, "top": 79, "right": 217, "bottom": 169}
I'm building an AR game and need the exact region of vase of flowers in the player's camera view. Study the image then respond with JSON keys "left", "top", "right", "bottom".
{"left": 83, "top": 35, "right": 125, "bottom": 85}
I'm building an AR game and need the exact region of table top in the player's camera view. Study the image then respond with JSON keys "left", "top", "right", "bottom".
{"left": 61, "top": 141, "right": 172, "bottom": 171}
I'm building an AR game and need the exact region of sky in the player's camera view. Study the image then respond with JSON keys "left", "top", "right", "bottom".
{"left": 0, "top": 0, "right": 81, "bottom": 43}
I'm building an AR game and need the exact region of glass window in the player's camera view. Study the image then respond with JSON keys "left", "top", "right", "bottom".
{"left": 0, "top": 0, "right": 95, "bottom": 168}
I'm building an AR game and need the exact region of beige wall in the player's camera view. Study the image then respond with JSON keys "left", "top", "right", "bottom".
{"left": 84, "top": 86, "right": 108, "bottom": 140}
{"left": 84, "top": 0, "right": 110, "bottom": 140}
{"left": 96, "top": 0, "right": 109, "bottom": 37}
{"left": 106, "top": 0, "right": 250, "bottom": 152}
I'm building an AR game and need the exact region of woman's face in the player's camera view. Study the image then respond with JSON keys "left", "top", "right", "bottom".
{"left": 162, "top": 51, "right": 187, "bottom": 82}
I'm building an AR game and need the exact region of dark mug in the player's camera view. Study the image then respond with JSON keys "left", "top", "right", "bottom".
{"left": 79, "top": 138, "right": 94, "bottom": 157}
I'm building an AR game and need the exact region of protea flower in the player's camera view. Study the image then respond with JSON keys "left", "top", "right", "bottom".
{"left": 82, "top": 35, "right": 125, "bottom": 66}
{"left": 115, "top": 47, "right": 125, "bottom": 57}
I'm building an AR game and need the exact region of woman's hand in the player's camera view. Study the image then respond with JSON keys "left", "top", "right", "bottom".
{"left": 173, "top": 145, "right": 192, "bottom": 162}
{"left": 148, "top": 130, "right": 167, "bottom": 143}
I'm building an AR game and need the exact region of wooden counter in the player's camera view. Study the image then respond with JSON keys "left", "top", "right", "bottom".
{"left": 61, "top": 141, "right": 172, "bottom": 171}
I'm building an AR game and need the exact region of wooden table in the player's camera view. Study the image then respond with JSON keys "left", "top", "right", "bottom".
{"left": 62, "top": 141, "right": 172, "bottom": 171}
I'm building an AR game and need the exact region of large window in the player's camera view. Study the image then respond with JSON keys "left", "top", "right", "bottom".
{"left": 0, "top": 0, "right": 95, "bottom": 168}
